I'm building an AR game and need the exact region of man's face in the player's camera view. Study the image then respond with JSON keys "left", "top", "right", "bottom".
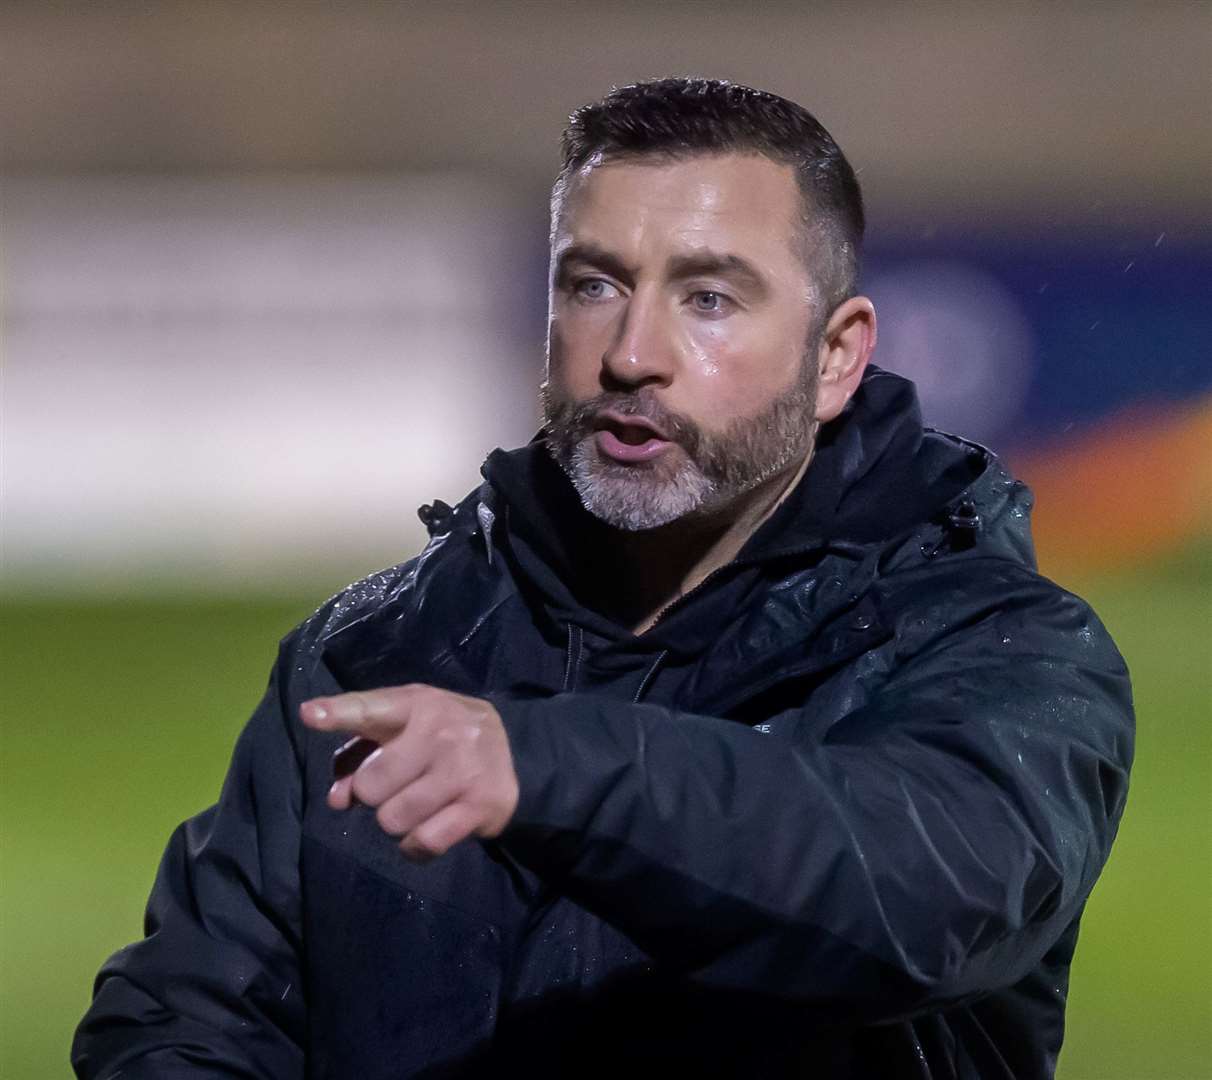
{"left": 542, "top": 152, "right": 824, "bottom": 531}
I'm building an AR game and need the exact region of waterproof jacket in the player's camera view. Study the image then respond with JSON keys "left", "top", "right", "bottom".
{"left": 73, "top": 367, "right": 1134, "bottom": 1079}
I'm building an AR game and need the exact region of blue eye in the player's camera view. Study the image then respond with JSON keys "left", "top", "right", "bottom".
{"left": 574, "top": 279, "right": 616, "bottom": 302}
{"left": 691, "top": 291, "right": 728, "bottom": 313}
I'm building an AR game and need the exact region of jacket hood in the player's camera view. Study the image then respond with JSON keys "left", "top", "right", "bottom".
{"left": 481, "top": 366, "right": 1034, "bottom": 653}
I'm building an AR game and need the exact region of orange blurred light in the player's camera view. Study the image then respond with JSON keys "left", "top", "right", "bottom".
{"left": 1018, "top": 398, "right": 1212, "bottom": 579}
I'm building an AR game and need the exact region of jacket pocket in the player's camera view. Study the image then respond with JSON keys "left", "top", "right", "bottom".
{"left": 300, "top": 834, "right": 505, "bottom": 1079}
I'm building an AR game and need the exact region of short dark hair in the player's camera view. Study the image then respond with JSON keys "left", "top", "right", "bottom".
{"left": 553, "top": 78, "right": 865, "bottom": 314}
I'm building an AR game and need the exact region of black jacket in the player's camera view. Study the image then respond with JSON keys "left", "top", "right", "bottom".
{"left": 73, "top": 367, "right": 1134, "bottom": 1078}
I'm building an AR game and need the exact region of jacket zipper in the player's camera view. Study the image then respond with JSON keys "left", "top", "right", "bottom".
{"left": 641, "top": 540, "right": 829, "bottom": 634}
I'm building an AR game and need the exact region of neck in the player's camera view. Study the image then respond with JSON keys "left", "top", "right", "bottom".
{"left": 611, "top": 449, "right": 815, "bottom": 634}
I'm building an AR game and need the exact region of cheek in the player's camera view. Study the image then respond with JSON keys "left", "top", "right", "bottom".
{"left": 682, "top": 322, "right": 794, "bottom": 417}
{"left": 546, "top": 318, "right": 567, "bottom": 372}
{"left": 684, "top": 323, "right": 727, "bottom": 378}
{"left": 546, "top": 317, "right": 583, "bottom": 383}
{"left": 550, "top": 307, "right": 601, "bottom": 387}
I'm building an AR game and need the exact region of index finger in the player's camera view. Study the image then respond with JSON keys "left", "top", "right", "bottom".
{"left": 299, "top": 685, "right": 427, "bottom": 741}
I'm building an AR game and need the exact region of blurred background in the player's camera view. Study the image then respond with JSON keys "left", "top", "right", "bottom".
{"left": 2, "top": 2, "right": 1208, "bottom": 1076}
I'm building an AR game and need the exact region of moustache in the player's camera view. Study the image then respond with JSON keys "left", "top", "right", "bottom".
{"left": 559, "top": 391, "right": 704, "bottom": 456}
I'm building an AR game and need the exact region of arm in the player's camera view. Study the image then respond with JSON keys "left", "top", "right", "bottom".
{"left": 72, "top": 643, "right": 307, "bottom": 1079}
{"left": 494, "top": 579, "right": 1133, "bottom": 1019}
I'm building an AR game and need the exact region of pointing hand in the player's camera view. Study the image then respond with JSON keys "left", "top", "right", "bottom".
{"left": 300, "top": 685, "right": 519, "bottom": 862}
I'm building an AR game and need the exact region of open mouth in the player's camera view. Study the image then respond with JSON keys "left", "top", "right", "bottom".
{"left": 592, "top": 412, "right": 673, "bottom": 463}
{"left": 593, "top": 410, "right": 669, "bottom": 441}
{"left": 608, "top": 420, "right": 664, "bottom": 445}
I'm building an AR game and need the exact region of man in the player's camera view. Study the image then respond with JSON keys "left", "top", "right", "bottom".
{"left": 74, "top": 79, "right": 1133, "bottom": 1078}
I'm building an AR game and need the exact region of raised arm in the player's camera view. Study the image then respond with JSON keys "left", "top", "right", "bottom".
{"left": 492, "top": 578, "right": 1133, "bottom": 1019}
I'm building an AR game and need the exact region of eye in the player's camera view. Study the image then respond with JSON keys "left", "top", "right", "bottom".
{"left": 573, "top": 278, "right": 619, "bottom": 303}
{"left": 689, "top": 290, "right": 732, "bottom": 314}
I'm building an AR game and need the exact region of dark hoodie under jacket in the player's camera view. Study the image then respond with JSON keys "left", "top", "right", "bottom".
{"left": 73, "top": 367, "right": 1134, "bottom": 1079}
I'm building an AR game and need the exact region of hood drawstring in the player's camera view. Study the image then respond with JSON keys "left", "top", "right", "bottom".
{"left": 561, "top": 624, "right": 666, "bottom": 702}
{"left": 633, "top": 650, "right": 669, "bottom": 704}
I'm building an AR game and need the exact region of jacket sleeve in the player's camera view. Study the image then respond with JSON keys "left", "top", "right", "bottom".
{"left": 494, "top": 575, "right": 1134, "bottom": 1020}
{"left": 72, "top": 641, "right": 308, "bottom": 1079}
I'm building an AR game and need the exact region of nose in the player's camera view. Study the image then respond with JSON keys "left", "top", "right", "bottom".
{"left": 600, "top": 291, "right": 676, "bottom": 391}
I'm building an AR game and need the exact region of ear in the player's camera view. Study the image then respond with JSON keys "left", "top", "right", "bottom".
{"left": 814, "top": 296, "right": 877, "bottom": 423}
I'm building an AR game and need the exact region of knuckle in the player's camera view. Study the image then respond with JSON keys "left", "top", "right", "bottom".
{"left": 440, "top": 745, "right": 481, "bottom": 788}
{"left": 411, "top": 830, "right": 449, "bottom": 858}
{"left": 350, "top": 774, "right": 379, "bottom": 807}
{"left": 405, "top": 683, "right": 440, "bottom": 706}
{"left": 375, "top": 802, "right": 404, "bottom": 836}
{"left": 391, "top": 683, "right": 424, "bottom": 704}
{"left": 461, "top": 759, "right": 489, "bottom": 789}
{"left": 375, "top": 684, "right": 425, "bottom": 721}
{"left": 399, "top": 786, "right": 429, "bottom": 820}
{"left": 382, "top": 789, "right": 426, "bottom": 834}
{"left": 410, "top": 708, "right": 440, "bottom": 738}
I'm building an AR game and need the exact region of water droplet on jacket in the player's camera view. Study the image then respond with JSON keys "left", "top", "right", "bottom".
{"left": 854, "top": 613, "right": 873, "bottom": 630}
{"left": 1000, "top": 634, "right": 1012, "bottom": 645}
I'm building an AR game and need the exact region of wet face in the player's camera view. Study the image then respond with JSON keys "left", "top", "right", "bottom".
{"left": 542, "top": 152, "right": 825, "bottom": 531}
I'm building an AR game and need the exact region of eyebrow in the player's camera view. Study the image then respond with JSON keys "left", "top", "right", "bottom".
{"left": 555, "top": 242, "right": 771, "bottom": 299}
{"left": 666, "top": 251, "right": 770, "bottom": 298}
{"left": 554, "top": 243, "right": 636, "bottom": 286}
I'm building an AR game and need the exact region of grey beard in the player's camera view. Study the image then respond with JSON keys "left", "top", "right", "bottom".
{"left": 563, "top": 436, "right": 717, "bottom": 530}
{"left": 541, "top": 364, "right": 819, "bottom": 532}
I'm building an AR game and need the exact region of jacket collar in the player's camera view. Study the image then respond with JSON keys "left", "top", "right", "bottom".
{"left": 480, "top": 366, "right": 991, "bottom": 653}
{"left": 321, "top": 367, "right": 1032, "bottom": 684}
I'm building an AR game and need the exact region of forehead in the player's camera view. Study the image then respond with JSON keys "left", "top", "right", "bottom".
{"left": 555, "top": 153, "right": 804, "bottom": 267}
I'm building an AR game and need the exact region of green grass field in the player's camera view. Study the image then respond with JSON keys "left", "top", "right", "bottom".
{"left": 2, "top": 545, "right": 1209, "bottom": 1077}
